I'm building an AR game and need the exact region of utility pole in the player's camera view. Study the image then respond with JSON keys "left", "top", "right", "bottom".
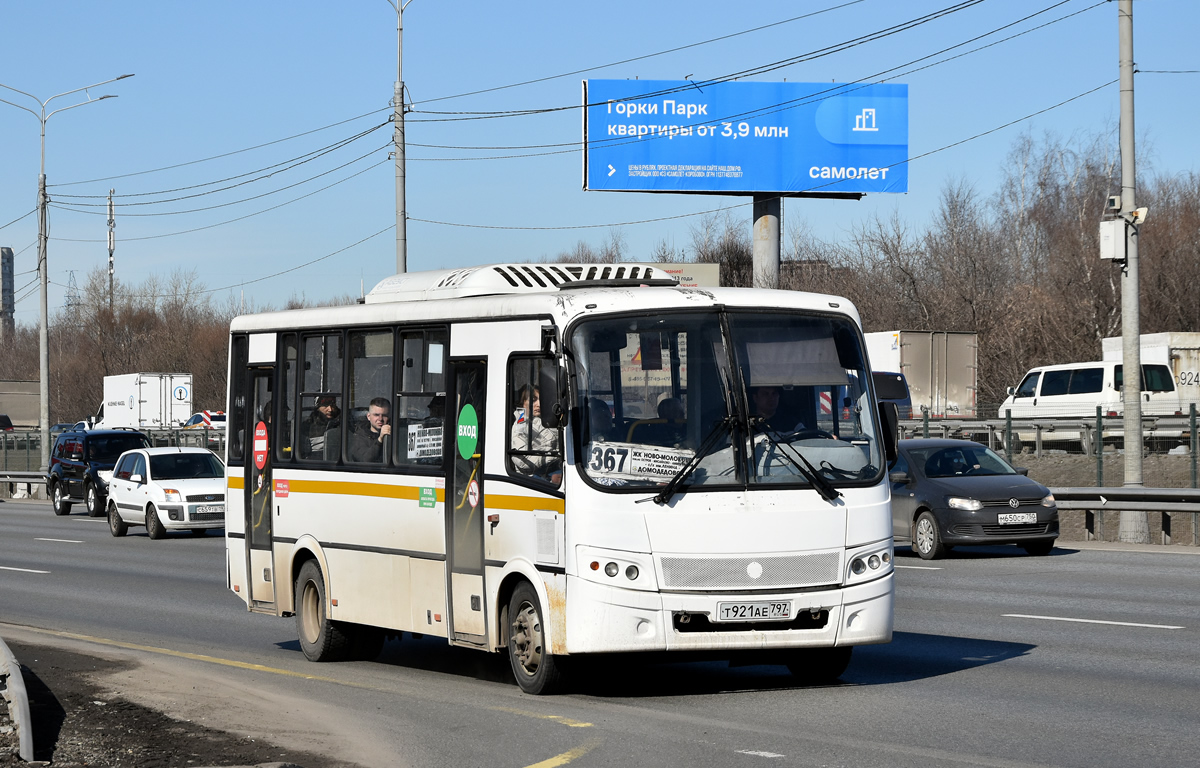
{"left": 1117, "top": 0, "right": 1148, "bottom": 543}
{"left": 107, "top": 189, "right": 115, "bottom": 313}
{"left": 388, "top": 0, "right": 412, "bottom": 275}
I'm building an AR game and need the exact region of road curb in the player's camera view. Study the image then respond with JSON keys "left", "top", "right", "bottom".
{"left": 0, "top": 635, "right": 34, "bottom": 762}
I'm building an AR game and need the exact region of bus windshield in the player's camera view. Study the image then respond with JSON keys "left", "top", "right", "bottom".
{"left": 570, "top": 310, "right": 883, "bottom": 493}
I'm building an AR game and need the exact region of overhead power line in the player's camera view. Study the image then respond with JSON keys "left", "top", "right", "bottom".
{"left": 49, "top": 159, "right": 389, "bottom": 243}
{"left": 408, "top": 0, "right": 989, "bottom": 122}
{"left": 51, "top": 121, "right": 389, "bottom": 205}
{"left": 410, "top": 0, "right": 869, "bottom": 107}
{"left": 50, "top": 106, "right": 393, "bottom": 187}
{"left": 50, "top": 143, "right": 390, "bottom": 218}
{"left": 404, "top": 0, "right": 1097, "bottom": 162}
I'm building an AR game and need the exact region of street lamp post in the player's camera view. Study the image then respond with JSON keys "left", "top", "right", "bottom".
{"left": 384, "top": 0, "right": 413, "bottom": 275}
{"left": 0, "top": 73, "right": 133, "bottom": 476}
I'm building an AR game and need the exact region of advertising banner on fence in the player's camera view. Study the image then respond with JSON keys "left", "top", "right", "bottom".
{"left": 583, "top": 79, "right": 908, "bottom": 195}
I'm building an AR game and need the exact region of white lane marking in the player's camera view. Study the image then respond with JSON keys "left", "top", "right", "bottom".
{"left": 35, "top": 537, "right": 84, "bottom": 543}
{"left": 737, "top": 750, "right": 785, "bottom": 758}
{"left": 1004, "top": 614, "right": 1184, "bottom": 630}
{"left": 0, "top": 566, "right": 51, "bottom": 574}
{"left": 896, "top": 565, "right": 942, "bottom": 570}
{"left": 72, "top": 518, "right": 108, "bottom": 523}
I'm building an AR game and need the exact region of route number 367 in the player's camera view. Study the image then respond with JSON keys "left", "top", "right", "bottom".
{"left": 589, "top": 445, "right": 629, "bottom": 473}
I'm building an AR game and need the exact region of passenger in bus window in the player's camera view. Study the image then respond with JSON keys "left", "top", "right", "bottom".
{"left": 511, "top": 385, "right": 561, "bottom": 483}
{"left": 303, "top": 395, "right": 341, "bottom": 458}
{"left": 657, "top": 397, "right": 685, "bottom": 420}
{"left": 349, "top": 397, "right": 391, "bottom": 463}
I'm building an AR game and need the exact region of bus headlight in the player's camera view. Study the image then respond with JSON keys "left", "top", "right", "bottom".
{"left": 845, "top": 540, "right": 893, "bottom": 586}
{"left": 576, "top": 546, "right": 658, "bottom": 592}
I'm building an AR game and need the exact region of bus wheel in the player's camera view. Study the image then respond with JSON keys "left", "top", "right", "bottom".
{"left": 507, "top": 582, "right": 564, "bottom": 695}
{"left": 787, "top": 646, "right": 853, "bottom": 685}
{"left": 295, "top": 560, "right": 350, "bottom": 662}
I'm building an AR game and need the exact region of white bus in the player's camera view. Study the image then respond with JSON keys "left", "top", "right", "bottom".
{"left": 225, "top": 263, "right": 899, "bottom": 694}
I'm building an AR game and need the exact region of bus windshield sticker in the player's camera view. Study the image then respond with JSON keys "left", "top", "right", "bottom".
{"left": 407, "top": 424, "right": 443, "bottom": 459}
{"left": 587, "top": 441, "right": 693, "bottom": 482}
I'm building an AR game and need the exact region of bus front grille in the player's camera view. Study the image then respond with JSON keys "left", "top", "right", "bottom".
{"left": 658, "top": 552, "right": 842, "bottom": 591}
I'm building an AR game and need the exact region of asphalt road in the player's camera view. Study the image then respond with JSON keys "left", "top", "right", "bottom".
{"left": 2, "top": 497, "right": 1199, "bottom": 768}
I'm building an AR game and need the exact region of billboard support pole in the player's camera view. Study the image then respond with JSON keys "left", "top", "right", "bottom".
{"left": 752, "top": 194, "right": 781, "bottom": 289}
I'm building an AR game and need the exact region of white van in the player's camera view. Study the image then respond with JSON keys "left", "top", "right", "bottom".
{"left": 1001, "top": 360, "right": 1182, "bottom": 419}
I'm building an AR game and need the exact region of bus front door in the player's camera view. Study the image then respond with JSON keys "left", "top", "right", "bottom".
{"left": 446, "top": 359, "right": 487, "bottom": 647}
{"left": 244, "top": 369, "right": 276, "bottom": 610}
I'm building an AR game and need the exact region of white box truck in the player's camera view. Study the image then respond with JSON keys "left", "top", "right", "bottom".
{"left": 864, "top": 331, "right": 978, "bottom": 417}
{"left": 1102, "top": 332, "right": 1200, "bottom": 411}
{"left": 94, "top": 373, "right": 193, "bottom": 429}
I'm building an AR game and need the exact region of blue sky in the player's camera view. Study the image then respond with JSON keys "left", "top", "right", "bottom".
{"left": 1, "top": 0, "right": 1197, "bottom": 321}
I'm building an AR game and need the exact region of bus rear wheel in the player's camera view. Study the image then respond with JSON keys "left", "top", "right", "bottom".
{"left": 507, "top": 582, "right": 564, "bottom": 695}
{"left": 786, "top": 646, "right": 853, "bottom": 685}
{"left": 295, "top": 560, "right": 350, "bottom": 662}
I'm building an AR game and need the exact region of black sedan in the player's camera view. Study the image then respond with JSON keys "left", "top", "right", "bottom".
{"left": 890, "top": 438, "right": 1058, "bottom": 560}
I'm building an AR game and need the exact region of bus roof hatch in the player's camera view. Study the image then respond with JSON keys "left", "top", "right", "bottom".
{"left": 364, "top": 264, "right": 679, "bottom": 304}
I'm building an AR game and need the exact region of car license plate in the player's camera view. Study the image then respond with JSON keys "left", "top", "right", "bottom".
{"left": 196, "top": 505, "right": 224, "bottom": 516}
{"left": 997, "top": 512, "right": 1037, "bottom": 525}
{"left": 715, "top": 601, "right": 792, "bottom": 622}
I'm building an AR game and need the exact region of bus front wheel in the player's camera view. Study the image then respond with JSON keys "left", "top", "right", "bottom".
{"left": 507, "top": 582, "right": 564, "bottom": 695}
{"left": 295, "top": 560, "right": 351, "bottom": 662}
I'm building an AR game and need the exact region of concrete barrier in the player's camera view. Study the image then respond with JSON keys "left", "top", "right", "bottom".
{"left": 0, "top": 636, "right": 33, "bottom": 762}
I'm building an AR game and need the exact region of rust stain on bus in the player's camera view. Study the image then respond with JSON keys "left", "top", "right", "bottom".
{"left": 544, "top": 580, "right": 568, "bottom": 655}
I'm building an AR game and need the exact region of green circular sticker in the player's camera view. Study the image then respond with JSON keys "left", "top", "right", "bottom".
{"left": 457, "top": 403, "right": 479, "bottom": 460}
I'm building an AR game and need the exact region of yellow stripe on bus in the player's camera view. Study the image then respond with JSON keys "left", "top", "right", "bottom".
{"left": 225, "top": 476, "right": 562, "bottom": 512}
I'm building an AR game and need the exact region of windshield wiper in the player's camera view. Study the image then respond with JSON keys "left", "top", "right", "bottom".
{"left": 754, "top": 420, "right": 842, "bottom": 502}
{"left": 651, "top": 416, "right": 734, "bottom": 505}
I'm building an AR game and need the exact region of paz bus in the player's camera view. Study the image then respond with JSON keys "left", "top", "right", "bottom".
{"left": 224, "top": 263, "right": 899, "bottom": 694}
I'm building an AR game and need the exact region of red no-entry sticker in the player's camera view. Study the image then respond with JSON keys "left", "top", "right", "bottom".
{"left": 253, "top": 421, "right": 268, "bottom": 470}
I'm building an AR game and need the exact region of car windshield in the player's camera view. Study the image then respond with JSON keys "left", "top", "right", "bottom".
{"left": 87, "top": 434, "right": 151, "bottom": 462}
{"left": 570, "top": 309, "right": 884, "bottom": 494}
{"left": 907, "top": 444, "right": 1016, "bottom": 478}
{"left": 149, "top": 452, "right": 224, "bottom": 480}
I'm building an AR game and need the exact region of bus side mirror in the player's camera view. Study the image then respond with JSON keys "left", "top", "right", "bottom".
{"left": 877, "top": 401, "right": 899, "bottom": 464}
{"left": 1006, "top": 386, "right": 1016, "bottom": 397}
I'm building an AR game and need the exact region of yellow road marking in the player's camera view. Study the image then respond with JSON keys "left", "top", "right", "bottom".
{"left": 13, "top": 625, "right": 346, "bottom": 684}
{"left": 491, "top": 706, "right": 592, "bottom": 727}
{"left": 524, "top": 738, "right": 602, "bottom": 768}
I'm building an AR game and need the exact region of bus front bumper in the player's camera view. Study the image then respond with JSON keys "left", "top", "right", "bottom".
{"left": 563, "top": 572, "right": 893, "bottom": 655}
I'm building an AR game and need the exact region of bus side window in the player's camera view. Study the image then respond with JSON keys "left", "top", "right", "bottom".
{"left": 396, "top": 327, "right": 449, "bottom": 468}
{"left": 507, "top": 356, "right": 562, "bottom": 485}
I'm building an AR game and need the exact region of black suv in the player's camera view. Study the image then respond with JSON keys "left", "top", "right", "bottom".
{"left": 46, "top": 428, "right": 151, "bottom": 516}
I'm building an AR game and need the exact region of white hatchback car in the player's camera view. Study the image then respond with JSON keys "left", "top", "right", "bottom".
{"left": 106, "top": 447, "right": 226, "bottom": 539}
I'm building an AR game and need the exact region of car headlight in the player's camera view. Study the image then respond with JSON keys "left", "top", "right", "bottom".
{"left": 1042, "top": 493, "right": 1056, "bottom": 507}
{"left": 948, "top": 496, "right": 982, "bottom": 511}
{"left": 846, "top": 540, "right": 893, "bottom": 586}
{"left": 163, "top": 488, "right": 181, "bottom": 502}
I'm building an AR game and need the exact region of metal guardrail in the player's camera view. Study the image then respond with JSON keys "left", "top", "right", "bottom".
{"left": 1048, "top": 487, "right": 1200, "bottom": 546}
{"left": 0, "top": 471, "right": 44, "bottom": 485}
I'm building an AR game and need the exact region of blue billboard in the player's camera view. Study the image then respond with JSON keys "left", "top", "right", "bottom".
{"left": 583, "top": 80, "right": 908, "bottom": 195}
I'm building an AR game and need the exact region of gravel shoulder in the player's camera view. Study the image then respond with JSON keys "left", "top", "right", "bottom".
{"left": 0, "top": 640, "right": 358, "bottom": 768}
